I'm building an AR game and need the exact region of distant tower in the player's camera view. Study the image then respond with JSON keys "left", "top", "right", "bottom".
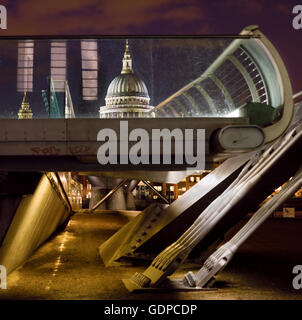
{"left": 99, "top": 40, "right": 153, "bottom": 118}
{"left": 18, "top": 92, "right": 33, "bottom": 119}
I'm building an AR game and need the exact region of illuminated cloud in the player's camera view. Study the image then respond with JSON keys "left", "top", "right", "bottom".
{"left": 216, "top": 0, "right": 265, "bottom": 15}
{"left": 275, "top": 3, "right": 292, "bottom": 15}
{"left": 0, "top": 0, "right": 207, "bottom": 35}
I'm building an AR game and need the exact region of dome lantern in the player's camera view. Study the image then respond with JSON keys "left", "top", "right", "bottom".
{"left": 121, "top": 40, "right": 133, "bottom": 74}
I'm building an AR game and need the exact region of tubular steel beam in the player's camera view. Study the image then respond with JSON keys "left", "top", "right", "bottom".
{"left": 184, "top": 165, "right": 302, "bottom": 289}
{"left": 90, "top": 178, "right": 128, "bottom": 212}
{"left": 123, "top": 114, "right": 302, "bottom": 292}
{"left": 54, "top": 172, "right": 73, "bottom": 213}
{"left": 143, "top": 180, "right": 170, "bottom": 204}
{"left": 227, "top": 55, "right": 260, "bottom": 102}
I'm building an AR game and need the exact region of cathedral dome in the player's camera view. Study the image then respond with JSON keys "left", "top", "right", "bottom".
{"left": 99, "top": 40, "right": 153, "bottom": 118}
{"left": 106, "top": 73, "right": 149, "bottom": 99}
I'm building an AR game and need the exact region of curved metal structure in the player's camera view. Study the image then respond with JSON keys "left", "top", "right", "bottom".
{"left": 150, "top": 25, "right": 293, "bottom": 147}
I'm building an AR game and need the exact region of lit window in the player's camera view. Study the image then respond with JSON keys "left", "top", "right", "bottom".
{"left": 17, "top": 40, "right": 34, "bottom": 92}
{"left": 81, "top": 40, "right": 98, "bottom": 100}
{"left": 51, "top": 41, "right": 66, "bottom": 92}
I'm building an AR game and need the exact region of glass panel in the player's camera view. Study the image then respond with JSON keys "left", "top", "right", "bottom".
{"left": 0, "top": 36, "right": 280, "bottom": 125}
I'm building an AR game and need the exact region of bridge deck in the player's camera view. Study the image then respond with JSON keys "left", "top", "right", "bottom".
{"left": 0, "top": 117, "right": 248, "bottom": 171}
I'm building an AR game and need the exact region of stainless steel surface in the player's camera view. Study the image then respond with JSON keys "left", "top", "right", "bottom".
{"left": 0, "top": 117, "right": 248, "bottom": 172}
{"left": 123, "top": 113, "right": 302, "bottom": 292}
{"left": 188, "top": 165, "right": 302, "bottom": 288}
{"left": 0, "top": 174, "right": 71, "bottom": 274}
{"left": 150, "top": 25, "right": 294, "bottom": 145}
{"left": 99, "top": 152, "right": 251, "bottom": 266}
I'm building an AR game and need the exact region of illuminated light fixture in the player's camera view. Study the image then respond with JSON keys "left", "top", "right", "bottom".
{"left": 51, "top": 41, "right": 67, "bottom": 92}
{"left": 17, "top": 40, "right": 34, "bottom": 92}
{"left": 227, "top": 108, "right": 241, "bottom": 118}
{"left": 81, "top": 40, "right": 98, "bottom": 100}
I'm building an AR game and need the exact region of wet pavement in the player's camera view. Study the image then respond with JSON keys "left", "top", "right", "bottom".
{"left": 0, "top": 211, "right": 302, "bottom": 300}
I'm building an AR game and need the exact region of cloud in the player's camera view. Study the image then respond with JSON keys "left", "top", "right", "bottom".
{"left": 275, "top": 3, "right": 292, "bottom": 15}
{"left": 0, "top": 0, "right": 209, "bottom": 35}
{"left": 159, "top": 5, "right": 204, "bottom": 25}
{"left": 217, "top": 0, "right": 265, "bottom": 15}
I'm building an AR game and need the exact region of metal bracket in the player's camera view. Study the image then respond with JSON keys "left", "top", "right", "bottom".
{"left": 122, "top": 277, "right": 217, "bottom": 293}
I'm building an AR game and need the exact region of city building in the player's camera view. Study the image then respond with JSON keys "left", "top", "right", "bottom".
{"left": 99, "top": 40, "right": 153, "bottom": 118}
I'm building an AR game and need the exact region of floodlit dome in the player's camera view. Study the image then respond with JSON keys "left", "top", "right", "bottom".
{"left": 99, "top": 40, "right": 153, "bottom": 118}
{"left": 106, "top": 73, "right": 149, "bottom": 99}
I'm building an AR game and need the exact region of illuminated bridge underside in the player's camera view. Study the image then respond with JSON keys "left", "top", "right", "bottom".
{"left": 151, "top": 25, "right": 293, "bottom": 145}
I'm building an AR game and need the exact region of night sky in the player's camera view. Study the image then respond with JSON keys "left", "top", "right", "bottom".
{"left": 0, "top": 0, "right": 301, "bottom": 116}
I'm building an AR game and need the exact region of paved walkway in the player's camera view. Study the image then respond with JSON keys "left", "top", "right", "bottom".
{"left": 0, "top": 211, "right": 301, "bottom": 300}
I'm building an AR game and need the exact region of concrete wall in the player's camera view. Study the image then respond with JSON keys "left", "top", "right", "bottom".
{"left": 0, "top": 174, "right": 71, "bottom": 274}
